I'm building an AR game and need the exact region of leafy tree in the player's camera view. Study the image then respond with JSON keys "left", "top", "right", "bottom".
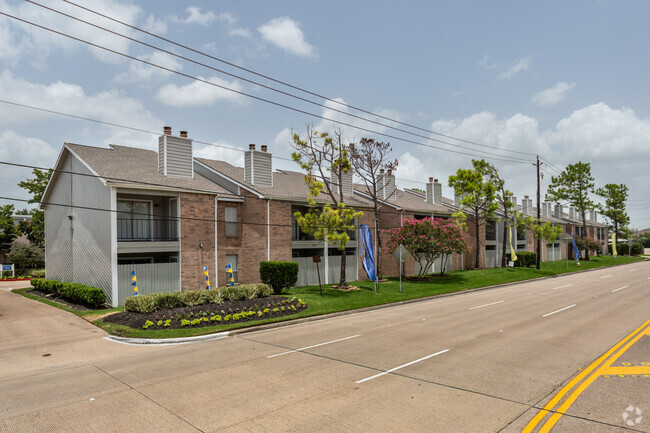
{"left": 8, "top": 242, "right": 45, "bottom": 269}
{"left": 517, "top": 216, "right": 563, "bottom": 248}
{"left": 0, "top": 204, "right": 18, "bottom": 251}
{"left": 386, "top": 217, "right": 470, "bottom": 278}
{"left": 348, "top": 138, "right": 398, "bottom": 279}
{"left": 448, "top": 159, "right": 498, "bottom": 269}
{"left": 17, "top": 168, "right": 52, "bottom": 247}
{"left": 546, "top": 161, "right": 595, "bottom": 260}
{"left": 291, "top": 126, "right": 363, "bottom": 288}
{"left": 595, "top": 183, "right": 629, "bottom": 241}
{"left": 485, "top": 164, "right": 515, "bottom": 268}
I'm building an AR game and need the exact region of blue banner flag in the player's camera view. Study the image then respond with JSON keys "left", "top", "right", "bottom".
{"left": 359, "top": 224, "right": 376, "bottom": 281}
{"left": 203, "top": 266, "right": 210, "bottom": 290}
{"left": 131, "top": 270, "right": 138, "bottom": 296}
{"left": 570, "top": 233, "right": 581, "bottom": 261}
{"left": 226, "top": 263, "right": 235, "bottom": 286}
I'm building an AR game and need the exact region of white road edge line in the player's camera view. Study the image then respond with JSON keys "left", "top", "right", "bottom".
{"left": 551, "top": 284, "right": 572, "bottom": 290}
{"left": 599, "top": 274, "right": 612, "bottom": 279}
{"left": 356, "top": 349, "right": 450, "bottom": 384}
{"left": 542, "top": 304, "right": 577, "bottom": 318}
{"left": 267, "top": 334, "right": 361, "bottom": 358}
{"left": 612, "top": 286, "right": 629, "bottom": 293}
{"left": 469, "top": 300, "right": 504, "bottom": 310}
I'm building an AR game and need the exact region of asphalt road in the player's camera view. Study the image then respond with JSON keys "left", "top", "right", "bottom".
{"left": 1, "top": 262, "right": 648, "bottom": 432}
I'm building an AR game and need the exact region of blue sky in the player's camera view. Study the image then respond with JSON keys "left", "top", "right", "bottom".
{"left": 1, "top": 0, "right": 649, "bottom": 229}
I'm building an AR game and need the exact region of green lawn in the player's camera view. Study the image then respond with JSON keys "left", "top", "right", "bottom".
{"left": 16, "top": 255, "right": 644, "bottom": 339}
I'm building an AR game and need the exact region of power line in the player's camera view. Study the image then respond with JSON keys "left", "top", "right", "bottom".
{"left": 0, "top": 10, "right": 534, "bottom": 165}
{"left": 59, "top": 0, "right": 538, "bottom": 158}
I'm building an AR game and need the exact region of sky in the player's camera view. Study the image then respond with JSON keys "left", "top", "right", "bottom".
{"left": 1, "top": 0, "right": 649, "bottom": 229}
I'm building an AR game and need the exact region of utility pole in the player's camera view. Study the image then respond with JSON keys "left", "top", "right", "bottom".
{"left": 536, "top": 155, "right": 542, "bottom": 270}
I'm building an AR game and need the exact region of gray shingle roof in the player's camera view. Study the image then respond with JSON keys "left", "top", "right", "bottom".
{"left": 196, "top": 158, "right": 375, "bottom": 207}
{"left": 355, "top": 186, "right": 452, "bottom": 215}
{"left": 66, "top": 144, "right": 235, "bottom": 196}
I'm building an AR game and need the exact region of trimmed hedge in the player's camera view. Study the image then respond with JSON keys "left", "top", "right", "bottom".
{"left": 31, "top": 278, "right": 106, "bottom": 308}
{"left": 615, "top": 243, "right": 643, "bottom": 256}
{"left": 124, "top": 284, "right": 272, "bottom": 314}
{"left": 259, "top": 261, "right": 299, "bottom": 294}
{"left": 506, "top": 251, "right": 537, "bottom": 267}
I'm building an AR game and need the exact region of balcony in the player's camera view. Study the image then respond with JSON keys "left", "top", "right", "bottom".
{"left": 118, "top": 218, "right": 179, "bottom": 242}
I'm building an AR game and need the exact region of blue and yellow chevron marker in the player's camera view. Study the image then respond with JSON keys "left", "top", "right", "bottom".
{"left": 131, "top": 270, "right": 138, "bottom": 296}
{"left": 203, "top": 266, "right": 210, "bottom": 290}
{"left": 226, "top": 263, "right": 234, "bottom": 286}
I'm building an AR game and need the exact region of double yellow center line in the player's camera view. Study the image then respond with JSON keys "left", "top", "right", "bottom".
{"left": 522, "top": 319, "right": 650, "bottom": 432}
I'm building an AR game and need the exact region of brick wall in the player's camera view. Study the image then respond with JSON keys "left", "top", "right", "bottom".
{"left": 217, "top": 192, "right": 293, "bottom": 286}
{"left": 180, "top": 192, "right": 216, "bottom": 291}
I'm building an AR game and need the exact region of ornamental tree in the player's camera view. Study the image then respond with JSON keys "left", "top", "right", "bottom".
{"left": 291, "top": 126, "right": 363, "bottom": 288}
{"left": 595, "top": 183, "right": 629, "bottom": 241}
{"left": 386, "top": 217, "right": 470, "bottom": 278}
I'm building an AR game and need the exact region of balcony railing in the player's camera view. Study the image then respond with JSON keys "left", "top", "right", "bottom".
{"left": 291, "top": 221, "right": 356, "bottom": 241}
{"left": 118, "top": 218, "right": 179, "bottom": 241}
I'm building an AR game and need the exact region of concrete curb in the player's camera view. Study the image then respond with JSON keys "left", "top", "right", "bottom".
{"left": 105, "top": 331, "right": 229, "bottom": 345}
{"left": 105, "top": 260, "right": 644, "bottom": 344}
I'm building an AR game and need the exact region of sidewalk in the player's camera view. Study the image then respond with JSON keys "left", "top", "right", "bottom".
{"left": 0, "top": 287, "right": 156, "bottom": 380}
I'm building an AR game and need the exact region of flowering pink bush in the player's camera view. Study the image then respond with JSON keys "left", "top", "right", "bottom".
{"left": 386, "top": 217, "right": 470, "bottom": 277}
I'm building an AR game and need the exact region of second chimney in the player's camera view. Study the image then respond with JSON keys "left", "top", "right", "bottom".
{"left": 244, "top": 144, "right": 273, "bottom": 186}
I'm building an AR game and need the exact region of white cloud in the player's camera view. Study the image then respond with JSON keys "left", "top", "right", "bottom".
{"left": 230, "top": 27, "right": 252, "bottom": 38}
{"left": 114, "top": 51, "right": 183, "bottom": 83}
{"left": 194, "top": 141, "right": 245, "bottom": 167}
{"left": 155, "top": 76, "right": 246, "bottom": 107}
{"left": 0, "top": 129, "right": 59, "bottom": 205}
{"left": 172, "top": 7, "right": 234, "bottom": 26}
{"left": 258, "top": 17, "right": 316, "bottom": 57}
{"left": 0, "top": 70, "right": 161, "bottom": 149}
{"left": 0, "top": 0, "right": 143, "bottom": 64}
{"left": 498, "top": 57, "right": 532, "bottom": 79}
{"left": 393, "top": 103, "right": 650, "bottom": 227}
{"left": 532, "top": 82, "right": 577, "bottom": 107}
{"left": 142, "top": 14, "right": 167, "bottom": 34}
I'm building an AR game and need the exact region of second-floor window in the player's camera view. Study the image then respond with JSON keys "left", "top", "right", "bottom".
{"left": 117, "top": 200, "right": 151, "bottom": 240}
{"left": 225, "top": 207, "right": 238, "bottom": 237}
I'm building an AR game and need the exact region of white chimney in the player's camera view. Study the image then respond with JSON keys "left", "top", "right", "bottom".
{"left": 383, "top": 169, "right": 397, "bottom": 201}
{"left": 590, "top": 210, "right": 597, "bottom": 222}
{"left": 244, "top": 144, "right": 273, "bottom": 187}
{"left": 509, "top": 196, "right": 517, "bottom": 213}
{"left": 331, "top": 165, "right": 353, "bottom": 196}
{"left": 522, "top": 196, "right": 533, "bottom": 216}
{"left": 542, "top": 201, "right": 549, "bottom": 218}
{"left": 426, "top": 178, "right": 443, "bottom": 205}
{"left": 554, "top": 203, "right": 563, "bottom": 219}
{"left": 158, "top": 126, "right": 193, "bottom": 178}
{"left": 569, "top": 207, "right": 576, "bottom": 220}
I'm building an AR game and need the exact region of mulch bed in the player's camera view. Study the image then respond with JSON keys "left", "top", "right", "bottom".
{"left": 102, "top": 296, "right": 308, "bottom": 330}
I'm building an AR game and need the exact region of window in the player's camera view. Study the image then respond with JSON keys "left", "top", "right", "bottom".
{"left": 485, "top": 221, "right": 497, "bottom": 241}
{"left": 516, "top": 226, "right": 526, "bottom": 242}
{"left": 117, "top": 200, "right": 151, "bottom": 240}
{"left": 225, "top": 207, "right": 238, "bottom": 237}
{"left": 225, "top": 255, "right": 238, "bottom": 283}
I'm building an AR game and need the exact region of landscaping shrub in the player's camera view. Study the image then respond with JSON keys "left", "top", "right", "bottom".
{"left": 57, "top": 283, "right": 106, "bottom": 308}
{"left": 200, "top": 289, "right": 224, "bottom": 305}
{"left": 30, "top": 269, "right": 46, "bottom": 278}
{"left": 220, "top": 285, "right": 244, "bottom": 301}
{"left": 506, "top": 252, "right": 537, "bottom": 267}
{"left": 259, "top": 261, "right": 299, "bottom": 294}
{"left": 124, "top": 295, "right": 157, "bottom": 314}
{"left": 241, "top": 283, "right": 272, "bottom": 300}
{"left": 31, "top": 278, "right": 106, "bottom": 307}
{"left": 616, "top": 243, "right": 629, "bottom": 255}
{"left": 154, "top": 292, "right": 184, "bottom": 310}
{"left": 179, "top": 290, "right": 204, "bottom": 306}
{"left": 631, "top": 243, "right": 643, "bottom": 256}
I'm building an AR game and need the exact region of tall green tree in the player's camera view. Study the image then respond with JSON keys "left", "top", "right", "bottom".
{"left": 348, "top": 138, "right": 398, "bottom": 279}
{"left": 291, "top": 126, "right": 363, "bottom": 288}
{"left": 595, "top": 183, "right": 629, "bottom": 241}
{"left": 17, "top": 168, "right": 52, "bottom": 247}
{"left": 0, "top": 204, "right": 18, "bottom": 251}
{"left": 485, "top": 164, "right": 515, "bottom": 268}
{"left": 546, "top": 161, "right": 595, "bottom": 260}
{"left": 448, "top": 159, "right": 498, "bottom": 269}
